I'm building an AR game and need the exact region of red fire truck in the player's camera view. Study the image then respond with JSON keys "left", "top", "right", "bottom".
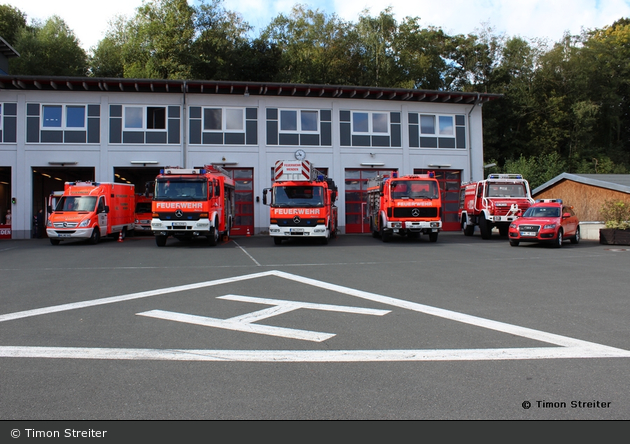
{"left": 458, "top": 173, "right": 534, "bottom": 239}
{"left": 366, "top": 171, "right": 442, "bottom": 242}
{"left": 151, "top": 165, "right": 235, "bottom": 247}
{"left": 262, "top": 160, "right": 338, "bottom": 245}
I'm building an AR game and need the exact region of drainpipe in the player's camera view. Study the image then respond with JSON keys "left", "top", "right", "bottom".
{"left": 182, "top": 80, "right": 187, "bottom": 168}
{"left": 467, "top": 92, "right": 481, "bottom": 182}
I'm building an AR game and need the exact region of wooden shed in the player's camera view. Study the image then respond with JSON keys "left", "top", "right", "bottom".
{"left": 532, "top": 173, "right": 630, "bottom": 224}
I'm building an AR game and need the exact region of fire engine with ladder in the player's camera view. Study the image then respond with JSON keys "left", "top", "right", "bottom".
{"left": 458, "top": 173, "right": 534, "bottom": 239}
{"left": 366, "top": 171, "right": 442, "bottom": 242}
{"left": 151, "top": 165, "right": 235, "bottom": 247}
{"left": 263, "top": 160, "right": 338, "bottom": 245}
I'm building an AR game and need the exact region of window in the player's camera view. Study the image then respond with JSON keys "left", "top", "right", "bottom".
{"left": 124, "top": 106, "right": 166, "bottom": 130}
{"left": 439, "top": 116, "right": 454, "bottom": 136}
{"left": 420, "top": 115, "right": 435, "bottom": 134}
{"left": 42, "top": 105, "right": 86, "bottom": 129}
{"left": 147, "top": 107, "right": 166, "bottom": 129}
{"left": 42, "top": 105, "right": 62, "bottom": 127}
{"left": 352, "top": 111, "right": 389, "bottom": 135}
{"left": 280, "top": 110, "right": 319, "bottom": 132}
{"left": 204, "top": 108, "right": 244, "bottom": 131}
{"left": 124, "top": 107, "right": 143, "bottom": 129}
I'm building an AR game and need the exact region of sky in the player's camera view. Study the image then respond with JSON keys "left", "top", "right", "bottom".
{"left": 4, "top": 0, "right": 630, "bottom": 52}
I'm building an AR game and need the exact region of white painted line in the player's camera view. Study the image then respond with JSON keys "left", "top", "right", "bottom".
{"left": 0, "top": 270, "right": 275, "bottom": 323}
{"left": 232, "top": 240, "right": 261, "bottom": 266}
{"left": 137, "top": 309, "right": 335, "bottom": 342}
{"left": 136, "top": 296, "right": 389, "bottom": 341}
{"left": 1, "top": 345, "right": 629, "bottom": 362}
{"left": 1, "top": 269, "right": 629, "bottom": 362}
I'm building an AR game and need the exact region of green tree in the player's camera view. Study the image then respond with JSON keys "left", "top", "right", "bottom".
{"left": 9, "top": 15, "right": 87, "bottom": 76}
{"left": 0, "top": 4, "right": 26, "bottom": 46}
{"left": 394, "top": 18, "right": 450, "bottom": 90}
{"left": 352, "top": 7, "right": 401, "bottom": 87}
{"left": 261, "top": 4, "right": 358, "bottom": 84}
{"left": 191, "top": 0, "right": 253, "bottom": 80}
{"left": 503, "top": 152, "right": 567, "bottom": 190}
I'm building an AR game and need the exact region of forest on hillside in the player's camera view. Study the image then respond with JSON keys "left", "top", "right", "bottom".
{"left": 2, "top": 0, "right": 630, "bottom": 188}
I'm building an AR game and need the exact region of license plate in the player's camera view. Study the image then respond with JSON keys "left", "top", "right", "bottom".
{"left": 172, "top": 222, "right": 186, "bottom": 227}
{"left": 58, "top": 233, "right": 71, "bottom": 237}
{"left": 290, "top": 228, "right": 304, "bottom": 233}
{"left": 521, "top": 231, "right": 537, "bottom": 237}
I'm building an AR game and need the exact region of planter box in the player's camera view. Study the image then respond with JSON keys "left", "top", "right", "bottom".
{"left": 600, "top": 228, "right": 630, "bottom": 245}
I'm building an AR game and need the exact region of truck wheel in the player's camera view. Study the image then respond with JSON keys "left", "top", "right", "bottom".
{"left": 207, "top": 226, "right": 218, "bottom": 246}
{"left": 380, "top": 221, "right": 390, "bottom": 243}
{"left": 89, "top": 228, "right": 100, "bottom": 244}
{"left": 50, "top": 239, "right": 60, "bottom": 245}
{"left": 463, "top": 218, "right": 474, "bottom": 236}
{"left": 429, "top": 232, "right": 438, "bottom": 242}
{"left": 479, "top": 214, "right": 491, "bottom": 240}
{"left": 273, "top": 237, "right": 282, "bottom": 245}
{"left": 155, "top": 235, "right": 167, "bottom": 247}
{"left": 371, "top": 217, "right": 379, "bottom": 238}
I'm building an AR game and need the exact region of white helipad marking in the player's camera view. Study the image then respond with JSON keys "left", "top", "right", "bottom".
{"left": 1, "top": 270, "right": 629, "bottom": 362}
{"left": 136, "top": 295, "right": 390, "bottom": 342}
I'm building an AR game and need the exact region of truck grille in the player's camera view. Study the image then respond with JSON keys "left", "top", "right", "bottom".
{"left": 392, "top": 207, "right": 438, "bottom": 218}
{"left": 154, "top": 212, "right": 202, "bottom": 221}
{"left": 53, "top": 222, "right": 78, "bottom": 228}
{"left": 274, "top": 218, "right": 321, "bottom": 227}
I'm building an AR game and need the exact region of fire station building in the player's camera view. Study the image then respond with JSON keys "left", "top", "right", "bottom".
{"left": 0, "top": 74, "right": 501, "bottom": 239}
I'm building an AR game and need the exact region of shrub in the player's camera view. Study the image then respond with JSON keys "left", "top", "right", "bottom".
{"left": 600, "top": 199, "right": 630, "bottom": 230}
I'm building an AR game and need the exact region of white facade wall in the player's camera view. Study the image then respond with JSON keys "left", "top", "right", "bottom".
{"left": 0, "top": 85, "right": 489, "bottom": 239}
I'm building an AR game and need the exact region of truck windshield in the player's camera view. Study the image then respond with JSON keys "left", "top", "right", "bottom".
{"left": 154, "top": 179, "right": 207, "bottom": 201}
{"left": 486, "top": 183, "right": 527, "bottom": 198}
{"left": 273, "top": 185, "right": 324, "bottom": 207}
{"left": 56, "top": 196, "right": 97, "bottom": 212}
{"left": 390, "top": 180, "right": 439, "bottom": 199}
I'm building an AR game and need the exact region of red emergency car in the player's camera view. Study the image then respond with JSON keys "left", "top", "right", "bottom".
{"left": 508, "top": 199, "right": 580, "bottom": 247}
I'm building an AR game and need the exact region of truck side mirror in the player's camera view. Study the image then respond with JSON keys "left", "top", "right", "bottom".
{"left": 47, "top": 206, "right": 52, "bottom": 214}
{"left": 103, "top": 206, "right": 110, "bottom": 214}
{"left": 262, "top": 189, "right": 268, "bottom": 205}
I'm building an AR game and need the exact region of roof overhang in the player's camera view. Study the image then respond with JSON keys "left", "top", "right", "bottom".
{"left": 0, "top": 37, "right": 19, "bottom": 59}
{"left": 0, "top": 75, "right": 503, "bottom": 104}
{"left": 533, "top": 173, "right": 630, "bottom": 195}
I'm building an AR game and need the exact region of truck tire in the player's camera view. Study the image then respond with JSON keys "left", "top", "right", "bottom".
{"left": 429, "top": 232, "right": 438, "bottom": 242}
{"left": 50, "top": 238, "right": 60, "bottom": 245}
{"left": 463, "top": 217, "right": 474, "bottom": 236}
{"left": 89, "top": 228, "right": 100, "bottom": 244}
{"left": 207, "top": 226, "right": 218, "bottom": 246}
{"left": 479, "top": 213, "right": 491, "bottom": 240}
{"left": 155, "top": 235, "right": 167, "bottom": 247}
{"left": 380, "top": 219, "right": 390, "bottom": 243}
{"left": 273, "top": 237, "right": 282, "bottom": 245}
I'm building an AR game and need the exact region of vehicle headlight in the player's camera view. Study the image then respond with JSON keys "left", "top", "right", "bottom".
{"left": 509, "top": 223, "right": 516, "bottom": 228}
{"left": 543, "top": 224, "right": 556, "bottom": 229}
{"left": 79, "top": 219, "right": 90, "bottom": 227}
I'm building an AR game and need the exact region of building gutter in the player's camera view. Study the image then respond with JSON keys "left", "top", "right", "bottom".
{"left": 467, "top": 92, "right": 481, "bottom": 181}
